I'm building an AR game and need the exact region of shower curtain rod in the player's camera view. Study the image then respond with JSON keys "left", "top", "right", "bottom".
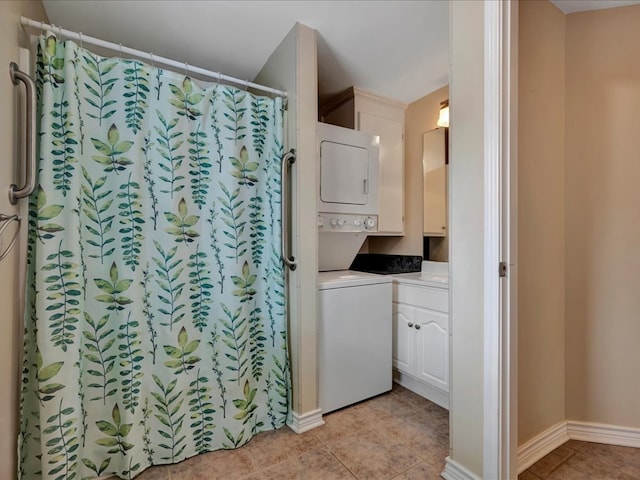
{"left": 20, "top": 16, "right": 288, "bottom": 98}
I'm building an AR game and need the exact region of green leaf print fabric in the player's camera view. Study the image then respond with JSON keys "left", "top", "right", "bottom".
{"left": 19, "top": 35, "right": 290, "bottom": 480}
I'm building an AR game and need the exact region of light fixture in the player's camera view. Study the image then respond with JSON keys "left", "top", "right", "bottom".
{"left": 437, "top": 99, "right": 449, "bottom": 128}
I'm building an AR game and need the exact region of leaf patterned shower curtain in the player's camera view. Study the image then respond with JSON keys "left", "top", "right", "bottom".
{"left": 19, "top": 35, "right": 290, "bottom": 480}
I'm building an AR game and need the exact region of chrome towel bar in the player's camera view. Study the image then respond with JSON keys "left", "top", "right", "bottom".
{"left": 9, "top": 62, "right": 36, "bottom": 205}
{"left": 281, "top": 149, "right": 297, "bottom": 271}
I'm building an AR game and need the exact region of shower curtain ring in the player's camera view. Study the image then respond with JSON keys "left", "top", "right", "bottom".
{"left": 244, "top": 79, "right": 249, "bottom": 91}
{"left": 78, "top": 31, "right": 83, "bottom": 50}
{"left": 184, "top": 62, "right": 189, "bottom": 77}
{"left": 119, "top": 43, "right": 123, "bottom": 59}
{"left": 58, "top": 24, "right": 63, "bottom": 40}
{"left": 217, "top": 72, "right": 221, "bottom": 87}
{"left": 149, "top": 51, "right": 154, "bottom": 68}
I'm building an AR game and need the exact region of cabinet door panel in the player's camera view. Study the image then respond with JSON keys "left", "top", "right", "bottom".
{"left": 392, "top": 302, "right": 415, "bottom": 375}
{"left": 358, "top": 112, "right": 404, "bottom": 234}
{"left": 415, "top": 308, "right": 449, "bottom": 392}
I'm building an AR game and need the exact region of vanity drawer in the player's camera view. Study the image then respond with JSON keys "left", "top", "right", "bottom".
{"left": 393, "top": 283, "right": 449, "bottom": 313}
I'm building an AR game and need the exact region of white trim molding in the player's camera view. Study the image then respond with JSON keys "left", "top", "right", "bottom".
{"left": 517, "top": 421, "right": 640, "bottom": 473}
{"left": 441, "top": 457, "right": 483, "bottom": 480}
{"left": 567, "top": 421, "right": 640, "bottom": 448}
{"left": 287, "top": 408, "right": 325, "bottom": 434}
{"left": 483, "top": 0, "right": 518, "bottom": 478}
{"left": 393, "top": 371, "right": 449, "bottom": 410}
{"left": 517, "top": 422, "right": 569, "bottom": 473}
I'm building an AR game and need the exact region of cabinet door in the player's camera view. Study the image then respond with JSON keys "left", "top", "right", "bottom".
{"left": 392, "top": 302, "right": 415, "bottom": 375}
{"left": 414, "top": 307, "right": 449, "bottom": 392}
{"left": 358, "top": 112, "right": 404, "bottom": 234}
{"left": 423, "top": 128, "right": 447, "bottom": 236}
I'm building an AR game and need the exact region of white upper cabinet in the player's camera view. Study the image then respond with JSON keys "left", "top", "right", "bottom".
{"left": 320, "top": 87, "right": 407, "bottom": 235}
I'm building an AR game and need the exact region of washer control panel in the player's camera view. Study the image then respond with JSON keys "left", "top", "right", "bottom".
{"left": 318, "top": 213, "right": 378, "bottom": 233}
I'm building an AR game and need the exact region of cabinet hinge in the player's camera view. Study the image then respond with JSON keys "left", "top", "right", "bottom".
{"left": 499, "top": 262, "right": 507, "bottom": 278}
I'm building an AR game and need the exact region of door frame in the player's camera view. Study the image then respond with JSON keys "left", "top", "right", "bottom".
{"left": 483, "top": 1, "right": 518, "bottom": 479}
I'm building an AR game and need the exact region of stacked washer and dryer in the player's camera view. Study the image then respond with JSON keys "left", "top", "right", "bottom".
{"left": 316, "top": 122, "right": 392, "bottom": 413}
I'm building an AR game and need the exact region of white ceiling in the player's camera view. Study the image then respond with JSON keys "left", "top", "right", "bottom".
{"left": 549, "top": 0, "right": 640, "bottom": 13}
{"left": 41, "top": 1, "right": 449, "bottom": 105}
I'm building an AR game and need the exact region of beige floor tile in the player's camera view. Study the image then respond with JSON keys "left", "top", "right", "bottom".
{"left": 550, "top": 443, "right": 576, "bottom": 462}
{"left": 518, "top": 471, "right": 543, "bottom": 480}
{"left": 357, "top": 390, "right": 419, "bottom": 418}
{"left": 543, "top": 463, "right": 585, "bottom": 480}
{"left": 168, "top": 447, "right": 256, "bottom": 480}
{"left": 134, "top": 464, "right": 171, "bottom": 480}
{"left": 390, "top": 385, "right": 434, "bottom": 407}
{"left": 528, "top": 451, "right": 568, "bottom": 478}
{"left": 257, "top": 448, "right": 356, "bottom": 480}
{"left": 577, "top": 442, "right": 640, "bottom": 472}
{"left": 372, "top": 414, "right": 442, "bottom": 459}
{"left": 312, "top": 406, "right": 376, "bottom": 444}
{"left": 327, "top": 427, "right": 421, "bottom": 480}
{"left": 236, "top": 474, "right": 263, "bottom": 480}
{"left": 352, "top": 399, "right": 394, "bottom": 423}
{"left": 391, "top": 461, "right": 443, "bottom": 479}
{"left": 241, "top": 426, "right": 323, "bottom": 471}
{"left": 562, "top": 439, "right": 587, "bottom": 452}
{"left": 547, "top": 451, "right": 638, "bottom": 480}
{"left": 402, "top": 406, "right": 449, "bottom": 432}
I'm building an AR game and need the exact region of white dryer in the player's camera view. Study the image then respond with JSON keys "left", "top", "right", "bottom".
{"left": 317, "top": 122, "right": 379, "bottom": 271}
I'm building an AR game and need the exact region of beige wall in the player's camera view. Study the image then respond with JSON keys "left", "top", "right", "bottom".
{"left": 448, "top": 0, "right": 485, "bottom": 475}
{"left": 518, "top": 0, "right": 567, "bottom": 445}
{"left": 518, "top": 1, "right": 640, "bottom": 446}
{"left": 368, "top": 85, "right": 449, "bottom": 259}
{"left": 0, "top": 2, "right": 48, "bottom": 477}
{"left": 565, "top": 5, "right": 640, "bottom": 427}
{"left": 255, "top": 24, "right": 320, "bottom": 419}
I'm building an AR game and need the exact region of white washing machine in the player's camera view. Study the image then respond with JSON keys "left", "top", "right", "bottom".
{"left": 318, "top": 270, "right": 392, "bottom": 413}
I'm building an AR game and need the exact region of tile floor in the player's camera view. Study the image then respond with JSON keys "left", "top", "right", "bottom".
{"left": 518, "top": 439, "right": 640, "bottom": 480}
{"left": 134, "top": 384, "right": 449, "bottom": 480}
{"left": 130, "top": 383, "right": 640, "bottom": 480}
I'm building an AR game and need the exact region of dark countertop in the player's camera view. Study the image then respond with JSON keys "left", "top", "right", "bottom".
{"left": 349, "top": 253, "right": 422, "bottom": 275}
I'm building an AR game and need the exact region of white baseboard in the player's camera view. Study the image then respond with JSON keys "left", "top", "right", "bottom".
{"left": 567, "top": 420, "right": 640, "bottom": 448}
{"left": 287, "top": 408, "right": 325, "bottom": 434}
{"left": 441, "top": 456, "right": 482, "bottom": 480}
{"left": 517, "top": 421, "right": 569, "bottom": 473}
{"left": 517, "top": 420, "right": 640, "bottom": 473}
{"left": 393, "top": 370, "right": 450, "bottom": 410}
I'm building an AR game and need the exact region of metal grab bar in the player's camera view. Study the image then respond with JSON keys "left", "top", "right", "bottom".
{"left": 281, "top": 149, "right": 297, "bottom": 271}
{"left": 9, "top": 62, "right": 37, "bottom": 205}
{"left": 0, "top": 214, "right": 21, "bottom": 261}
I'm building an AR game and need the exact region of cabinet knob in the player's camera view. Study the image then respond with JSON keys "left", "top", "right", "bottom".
{"left": 442, "top": 226, "right": 446, "bottom": 230}
{"left": 408, "top": 322, "right": 414, "bottom": 328}
{"left": 414, "top": 324, "right": 421, "bottom": 330}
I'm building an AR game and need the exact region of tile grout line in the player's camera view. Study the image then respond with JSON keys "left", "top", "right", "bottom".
{"left": 312, "top": 429, "right": 367, "bottom": 480}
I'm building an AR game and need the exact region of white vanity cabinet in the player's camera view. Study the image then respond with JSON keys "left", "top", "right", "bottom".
{"left": 392, "top": 277, "right": 449, "bottom": 409}
{"left": 320, "top": 87, "right": 406, "bottom": 235}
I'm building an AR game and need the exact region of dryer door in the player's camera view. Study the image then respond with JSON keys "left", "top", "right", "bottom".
{"left": 320, "top": 140, "right": 369, "bottom": 205}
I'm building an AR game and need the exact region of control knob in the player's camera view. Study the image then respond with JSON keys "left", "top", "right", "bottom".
{"left": 330, "top": 218, "right": 338, "bottom": 226}
{"left": 365, "top": 217, "right": 376, "bottom": 229}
